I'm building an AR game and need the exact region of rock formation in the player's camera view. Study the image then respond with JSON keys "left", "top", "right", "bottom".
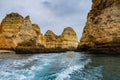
{"left": 44, "top": 30, "right": 58, "bottom": 48}
{"left": 0, "top": 34, "right": 16, "bottom": 49}
{"left": 0, "top": 12, "right": 78, "bottom": 53}
{"left": 78, "top": 0, "right": 120, "bottom": 54}
{"left": 0, "top": 13, "right": 44, "bottom": 52}
{"left": 45, "top": 30, "right": 58, "bottom": 42}
{"left": 59, "top": 27, "right": 78, "bottom": 49}
{"left": 45, "top": 27, "right": 78, "bottom": 50}
{"left": 32, "top": 24, "right": 41, "bottom": 35}
{"left": 1, "top": 13, "right": 24, "bottom": 37}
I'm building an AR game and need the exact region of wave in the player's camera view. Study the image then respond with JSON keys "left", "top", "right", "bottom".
{"left": 55, "top": 58, "right": 91, "bottom": 80}
{"left": 0, "top": 52, "right": 104, "bottom": 80}
{"left": 55, "top": 65, "right": 84, "bottom": 80}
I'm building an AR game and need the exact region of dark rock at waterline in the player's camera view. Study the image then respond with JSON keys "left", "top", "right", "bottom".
{"left": 15, "top": 47, "right": 75, "bottom": 54}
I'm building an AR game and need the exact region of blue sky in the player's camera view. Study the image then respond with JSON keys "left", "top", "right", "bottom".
{"left": 0, "top": 0, "right": 92, "bottom": 40}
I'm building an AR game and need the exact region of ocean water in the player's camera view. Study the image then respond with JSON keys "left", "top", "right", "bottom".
{"left": 0, "top": 52, "right": 120, "bottom": 80}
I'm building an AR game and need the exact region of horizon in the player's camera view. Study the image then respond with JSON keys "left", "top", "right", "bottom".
{"left": 0, "top": 0, "right": 92, "bottom": 40}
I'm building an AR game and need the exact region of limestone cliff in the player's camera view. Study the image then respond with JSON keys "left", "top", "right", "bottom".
{"left": 17, "top": 16, "right": 37, "bottom": 43}
{"left": 32, "top": 24, "right": 41, "bottom": 35}
{"left": 44, "top": 30, "right": 58, "bottom": 48}
{"left": 1, "top": 13, "right": 24, "bottom": 37}
{"left": 0, "top": 12, "right": 78, "bottom": 53}
{"left": 0, "top": 34, "right": 16, "bottom": 49}
{"left": 45, "top": 30, "right": 58, "bottom": 42}
{"left": 0, "top": 13, "right": 43, "bottom": 50}
{"left": 45, "top": 27, "right": 78, "bottom": 50}
{"left": 78, "top": 0, "right": 120, "bottom": 53}
{"left": 59, "top": 27, "right": 78, "bottom": 49}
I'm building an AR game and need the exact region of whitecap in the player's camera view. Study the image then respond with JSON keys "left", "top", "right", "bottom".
{"left": 55, "top": 65, "right": 84, "bottom": 80}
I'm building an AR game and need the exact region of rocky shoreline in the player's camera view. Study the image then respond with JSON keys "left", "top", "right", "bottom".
{"left": 0, "top": 0, "right": 120, "bottom": 54}
{"left": 0, "top": 13, "right": 78, "bottom": 54}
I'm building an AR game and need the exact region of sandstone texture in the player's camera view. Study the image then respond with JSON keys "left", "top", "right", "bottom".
{"left": 0, "top": 13, "right": 78, "bottom": 53}
{"left": 59, "top": 27, "right": 78, "bottom": 49}
{"left": 78, "top": 0, "right": 120, "bottom": 54}
{"left": 45, "top": 27, "right": 78, "bottom": 50}
{"left": 0, "top": 13, "right": 44, "bottom": 53}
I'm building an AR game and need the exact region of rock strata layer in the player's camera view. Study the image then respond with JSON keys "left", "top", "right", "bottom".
{"left": 0, "top": 13, "right": 45, "bottom": 53}
{"left": 0, "top": 13, "right": 78, "bottom": 53}
{"left": 45, "top": 27, "right": 78, "bottom": 50}
{"left": 78, "top": 0, "right": 120, "bottom": 54}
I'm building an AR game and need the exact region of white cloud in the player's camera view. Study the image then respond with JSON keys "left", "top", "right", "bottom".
{"left": 0, "top": 0, "right": 92, "bottom": 40}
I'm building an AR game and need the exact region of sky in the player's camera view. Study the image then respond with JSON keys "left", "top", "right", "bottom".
{"left": 0, "top": 0, "right": 92, "bottom": 40}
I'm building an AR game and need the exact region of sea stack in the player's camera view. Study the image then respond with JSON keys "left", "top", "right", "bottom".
{"left": 45, "top": 27, "right": 78, "bottom": 51}
{"left": 59, "top": 27, "right": 78, "bottom": 50}
{"left": 0, "top": 13, "right": 45, "bottom": 53}
{"left": 78, "top": 0, "right": 120, "bottom": 54}
{"left": 0, "top": 12, "right": 79, "bottom": 53}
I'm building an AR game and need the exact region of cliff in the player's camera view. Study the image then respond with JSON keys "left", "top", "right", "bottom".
{"left": 45, "top": 30, "right": 58, "bottom": 42}
{"left": 45, "top": 27, "right": 78, "bottom": 50}
{"left": 78, "top": 0, "right": 120, "bottom": 54}
{"left": 0, "top": 13, "right": 78, "bottom": 53}
{"left": 0, "top": 13, "right": 45, "bottom": 52}
{"left": 59, "top": 27, "right": 78, "bottom": 49}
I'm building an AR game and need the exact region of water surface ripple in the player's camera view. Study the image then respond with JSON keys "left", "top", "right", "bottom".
{"left": 0, "top": 52, "right": 119, "bottom": 80}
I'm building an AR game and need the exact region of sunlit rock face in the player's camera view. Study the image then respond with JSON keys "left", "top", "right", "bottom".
{"left": 78, "top": 0, "right": 120, "bottom": 53}
{"left": 45, "top": 27, "right": 78, "bottom": 50}
{"left": 45, "top": 30, "right": 58, "bottom": 42}
{"left": 44, "top": 30, "right": 58, "bottom": 48}
{"left": 1, "top": 13, "right": 24, "bottom": 37}
{"left": 0, "top": 34, "right": 16, "bottom": 49}
{"left": 17, "top": 16, "right": 37, "bottom": 43}
{"left": 32, "top": 24, "right": 41, "bottom": 35}
{"left": 0, "top": 12, "right": 79, "bottom": 53}
{"left": 0, "top": 13, "right": 41, "bottom": 49}
{"left": 59, "top": 27, "right": 78, "bottom": 49}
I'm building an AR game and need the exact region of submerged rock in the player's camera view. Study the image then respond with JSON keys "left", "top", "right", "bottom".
{"left": 78, "top": 0, "right": 120, "bottom": 54}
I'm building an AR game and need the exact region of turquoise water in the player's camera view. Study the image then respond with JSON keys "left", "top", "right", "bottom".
{"left": 0, "top": 52, "right": 120, "bottom": 80}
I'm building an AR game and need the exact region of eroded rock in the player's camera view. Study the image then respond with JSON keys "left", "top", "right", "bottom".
{"left": 78, "top": 0, "right": 120, "bottom": 54}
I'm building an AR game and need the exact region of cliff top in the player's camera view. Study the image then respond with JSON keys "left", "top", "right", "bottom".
{"left": 61, "top": 27, "right": 77, "bottom": 36}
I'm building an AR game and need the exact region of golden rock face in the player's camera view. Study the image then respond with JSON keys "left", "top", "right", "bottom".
{"left": 32, "top": 24, "right": 41, "bottom": 35}
{"left": 0, "top": 13, "right": 78, "bottom": 51}
{"left": 1, "top": 13, "right": 24, "bottom": 33}
{"left": 0, "top": 13, "right": 41, "bottom": 49}
{"left": 0, "top": 34, "right": 16, "bottom": 49}
{"left": 79, "top": 0, "right": 120, "bottom": 51}
{"left": 59, "top": 27, "right": 78, "bottom": 49}
{"left": 45, "top": 27, "right": 78, "bottom": 50}
{"left": 45, "top": 30, "right": 58, "bottom": 42}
